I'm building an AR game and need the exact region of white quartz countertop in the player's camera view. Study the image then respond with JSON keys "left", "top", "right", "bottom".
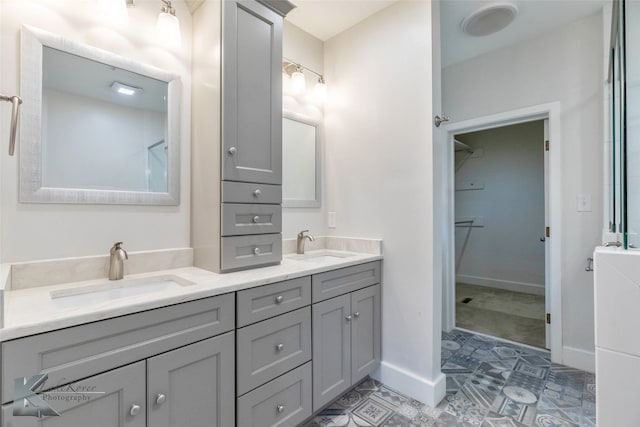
{"left": 0, "top": 251, "right": 382, "bottom": 342}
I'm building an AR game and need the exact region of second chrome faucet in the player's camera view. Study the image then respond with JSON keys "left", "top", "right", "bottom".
{"left": 296, "top": 230, "right": 315, "bottom": 254}
{"left": 109, "top": 242, "right": 128, "bottom": 280}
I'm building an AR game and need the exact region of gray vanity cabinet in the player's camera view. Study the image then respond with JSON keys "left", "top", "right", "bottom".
{"left": 147, "top": 333, "right": 235, "bottom": 427}
{"left": 1, "top": 361, "right": 147, "bottom": 427}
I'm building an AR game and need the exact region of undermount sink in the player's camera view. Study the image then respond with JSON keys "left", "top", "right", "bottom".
{"left": 289, "top": 251, "right": 355, "bottom": 263}
{"left": 50, "top": 275, "right": 195, "bottom": 308}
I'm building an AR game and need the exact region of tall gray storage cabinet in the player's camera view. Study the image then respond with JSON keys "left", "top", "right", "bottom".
{"left": 192, "top": 0, "right": 294, "bottom": 273}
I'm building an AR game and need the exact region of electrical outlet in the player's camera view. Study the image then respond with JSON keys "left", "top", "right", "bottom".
{"left": 577, "top": 194, "right": 592, "bottom": 212}
{"left": 328, "top": 212, "right": 336, "bottom": 228}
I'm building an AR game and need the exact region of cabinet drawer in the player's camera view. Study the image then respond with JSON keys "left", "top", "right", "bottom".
{"left": 222, "top": 203, "right": 282, "bottom": 236}
{"left": 237, "top": 307, "right": 311, "bottom": 395}
{"left": 2, "top": 293, "right": 234, "bottom": 404}
{"left": 237, "top": 276, "right": 311, "bottom": 327}
{"left": 222, "top": 181, "right": 281, "bottom": 204}
{"left": 312, "top": 261, "right": 381, "bottom": 302}
{"left": 237, "top": 362, "right": 312, "bottom": 427}
{"left": 221, "top": 234, "right": 282, "bottom": 271}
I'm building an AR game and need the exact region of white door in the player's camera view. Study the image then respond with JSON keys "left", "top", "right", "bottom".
{"left": 544, "top": 119, "right": 551, "bottom": 349}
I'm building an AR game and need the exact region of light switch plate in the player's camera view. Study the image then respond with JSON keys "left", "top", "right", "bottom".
{"left": 577, "top": 194, "right": 592, "bottom": 212}
{"left": 328, "top": 212, "right": 336, "bottom": 228}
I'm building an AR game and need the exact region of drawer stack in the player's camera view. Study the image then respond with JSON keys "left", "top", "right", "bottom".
{"left": 221, "top": 182, "right": 282, "bottom": 272}
{"left": 236, "top": 277, "right": 312, "bottom": 427}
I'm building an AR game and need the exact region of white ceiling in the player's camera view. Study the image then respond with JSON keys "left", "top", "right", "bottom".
{"left": 286, "top": 0, "right": 400, "bottom": 41}
{"left": 441, "top": 0, "right": 609, "bottom": 67}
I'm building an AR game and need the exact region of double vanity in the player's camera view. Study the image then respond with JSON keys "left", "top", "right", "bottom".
{"left": 0, "top": 247, "right": 382, "bottom": 426}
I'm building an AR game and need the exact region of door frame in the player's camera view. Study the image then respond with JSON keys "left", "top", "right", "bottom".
{"left": 439, "top": 102, "right": 563, "bottom": 364}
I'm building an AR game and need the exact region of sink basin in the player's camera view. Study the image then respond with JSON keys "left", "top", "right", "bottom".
{"left": 288, "top": 251, "right": 355, "bottom": 263}
{"left": 50, "top": 275, "right": 195, "bottom": 308}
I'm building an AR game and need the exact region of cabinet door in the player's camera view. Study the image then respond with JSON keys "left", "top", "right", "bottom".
{"left": 2, "top": 361, "right": 145, "bottom": 427}
{"left": 147, "top": 332, "right": 235, "bottom": 427}
{"left": 351, "top": 285, "right": 381, "bottom": 383}
{"left": 222, "top": 0, "right": 282, "bottom": 185}
{"left": 312, "top": 294, "right": 351, "bottom": 411}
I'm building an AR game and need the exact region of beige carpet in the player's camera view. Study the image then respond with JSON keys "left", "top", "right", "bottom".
{"left": 455, "top": 282, "right": 546, "bottom": 349}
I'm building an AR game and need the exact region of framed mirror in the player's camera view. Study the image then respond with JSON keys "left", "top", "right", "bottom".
{"left": 19, "top": 25, "right": 181, "bottom": 205}
{"left": 282, "top": 112, "right": 321, "bottom": 208}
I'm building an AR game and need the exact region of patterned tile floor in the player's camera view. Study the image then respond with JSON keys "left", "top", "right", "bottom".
{"left": 303, "top": 329, "right": 595, "bottom": 427}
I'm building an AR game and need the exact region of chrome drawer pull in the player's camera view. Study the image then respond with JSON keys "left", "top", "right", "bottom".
{"left": 253, "top": 189, "right": 261, "bottom": 197}
{"left": 275, "top": 343, "right": 284, "bottom": 352}
{"left": 275, "top": 295, "right": 284, "bottom": 304}
{"left": 253, "top": 216, "right": 260, "bottom": 223}
{"left": 156, "top": 394, "right": 167, "bottom": 405}
{"left": 354, "top": 312, "right": 360, "bottom": 318}
{"left": 130, "top": 404, "right": 141, "bottom": 417}
{"left": 276, "top": 404, "right": 285, "bottom": 414}
{"left": 228, "top": 146, "right": 237, "bottom": 155}
{"left": 346, "top": 315, "right": 352, "bottom": 322}
{"left": 254, "top": 247, "right": 261, "bottom": 255}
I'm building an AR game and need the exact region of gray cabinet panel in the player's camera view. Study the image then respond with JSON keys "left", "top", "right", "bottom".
{"left": 351, "top": 285, "right": 381, "bottom": 383}
{"left": 2, "top": 361, "right": 146, "bottom": 427}
{"left": 2, "top": 293, "right": 234, "bottom": 404}
{"left": 222, "top": 0, "right": 282, "bottom": 184}
{"left": 222, "top": 203, "right": 282, "bottom": 236}
{"left": 237, "top": 307, "right": 311, "bottom": 395}
{"left": 312, "top": 294, "right": 351, "bottom": 411}
{"left": 237, "top": 276, "right": 311, "bottom": 327}
{"left": 312, "top": 261, "right": 381, "bottom": 302}
{"left": 222, "top": 181, "right": 281, "bottom": 204}
{"left": 147, "top": 332, "right": 235, "bottom": 427}
{"left": 221, "top": 234, "right": 282, "bottom": 271}
{"left": 237, "top": 362, "right": 311, "bottom": 427}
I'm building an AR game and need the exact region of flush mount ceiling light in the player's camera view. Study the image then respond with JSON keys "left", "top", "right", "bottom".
{"left": 461, "top": 2, "right": 518, "bottom": 37}
{"left": 111, "top": 81, "right": 143, "bottom": 96}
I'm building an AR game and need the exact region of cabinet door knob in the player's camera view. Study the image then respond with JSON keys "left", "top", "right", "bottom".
{"left": 254, "top": 247, "right": 261, "bottom": 255}
{"left": 276, "top": 404, "right": 285, "bottom": 413}
{"left": 346, "top": 315, "right": 352, "bottom": 322}
{"left": 275, "top": 343, "right": 285, "bottom": 352}
{"left": 275, "top": 295, "right": 284, "bottom": 304}
{"left": 253, "top": 215, "right": 260, "bottom": 223}
{"left": 130, "top": 404, "right": 141, "bottom": 417}
{"left": 156, "top": 394, "right": 167, "bottom": 405}
{"left": 228, "top": 146, "right": 237, "bottom": 155}
{"left": 253, "top": 189, "right": 262, "bottom": 197}
{"left": 354, "top": 312, "right": 360, "bottom": 318}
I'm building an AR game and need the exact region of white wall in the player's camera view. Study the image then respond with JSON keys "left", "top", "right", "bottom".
{"left": 282, "top": 21, "right": 326, "bottom": 239}
{"left": 325, "top": 1, "right": 444, "bottom": 405}
{"left": 0, "top": 0, "right": 192, "bottom": 262}
{"left": 443, "top": 13, "right": 603, "bottom": 360}
{"left": 455, "top": 121, "right": 545, "bottom": 294}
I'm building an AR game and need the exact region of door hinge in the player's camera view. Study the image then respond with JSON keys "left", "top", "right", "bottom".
{"left": 545, "top": 140, "right": 550, "bottom": 151}
{"left": 546, "top": 313, "right": 551, "bottom": 324}
{"left": 546, "top": 227, "right": 550, "bottom": 238}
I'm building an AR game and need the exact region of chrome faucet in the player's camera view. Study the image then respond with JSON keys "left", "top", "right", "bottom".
{"left": 296, "top": 230, "right": 315, "bottom": 254}
{"left": 109, "top": 242, "right": 128, "bottom": 280}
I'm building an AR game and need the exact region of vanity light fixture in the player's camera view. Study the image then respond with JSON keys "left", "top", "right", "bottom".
{"left": 111, "top": 81, "right": 143, "bottom": 96}
{"left": 101, "top": 0, "right": 130, "bottom": 26}
{"left": 156, "top": 0, "right": 181, "bottom": 49}
{"left": 283, "top": 59, "right": 327, "bottom": 102}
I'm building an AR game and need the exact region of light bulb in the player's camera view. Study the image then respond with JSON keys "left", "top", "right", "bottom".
{"left": 291, "top": 66, "right": 306, "bottom": 95}
{"left": 101, "top": 0, "right": 129, "bottom": 27}
{"left": 315, "top": 77, "right": 327, "bottom": 103}
{"left": 157, "top": 2, "right": 181, "bottom": 49}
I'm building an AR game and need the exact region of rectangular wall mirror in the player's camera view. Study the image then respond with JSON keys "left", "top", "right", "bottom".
{"left": 20, "top": 25, "right": 181, "bottom": 205}
{"left": 282, "top": 112, "right": 321, "bottom": 208}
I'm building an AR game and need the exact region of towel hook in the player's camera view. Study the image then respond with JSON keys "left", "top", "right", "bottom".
{"left": 0, "top": 94, "right": 23, "bottom": 156}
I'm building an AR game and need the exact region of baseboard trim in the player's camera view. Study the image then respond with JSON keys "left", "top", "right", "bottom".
{"left": 563, "top": 346, "right": 595, "bottom": 373}
{"left": 456, "top": 274, "right": 545, "bottom": 296}
{"left": 371, "top": 361, "right": 446, "bottom": 407}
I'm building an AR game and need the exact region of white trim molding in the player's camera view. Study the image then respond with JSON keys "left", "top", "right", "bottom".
{"left": 439, "top": 102, "right": 563, "bottom": 364}
{"left": 456, "top": 274, "right": 545, "bottom": 296}
{"left": 373, "top": 361, "right": 446, "bottom": 407}
{"left": 563, "top": 346, "right": 596, "bottom": 373}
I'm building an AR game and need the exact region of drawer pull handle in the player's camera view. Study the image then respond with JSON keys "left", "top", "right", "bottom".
{"left": 276, "top": 404, "right": 285, "bottom": 414}
{"left": 254, "top": 247, "right": 261, "bottom": 255}
{"left": 346, "top": 315, "right": 352, "bottom": 322}
{"left": 354, "top": 312, "right": 360, "bottom": 318}
{"left": 275, "top": 343, "right": 285, "bottom": 352}
{"left": 228, "top": 146, "right": 237, "bottom": 155}
{"left": 253, "top": 215, "right": 260, "bottom": 223}
{"left": 156, "top": 394, "right": 167, "bottom": 405}
{"left": 130, "top": 404, "right": 142, "bottom": 417}
{"left": 275, "top": 295, "right": 284, "bottom": 304}
{"left": 253, "top": 189, "right": 261, "bottom": 197}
